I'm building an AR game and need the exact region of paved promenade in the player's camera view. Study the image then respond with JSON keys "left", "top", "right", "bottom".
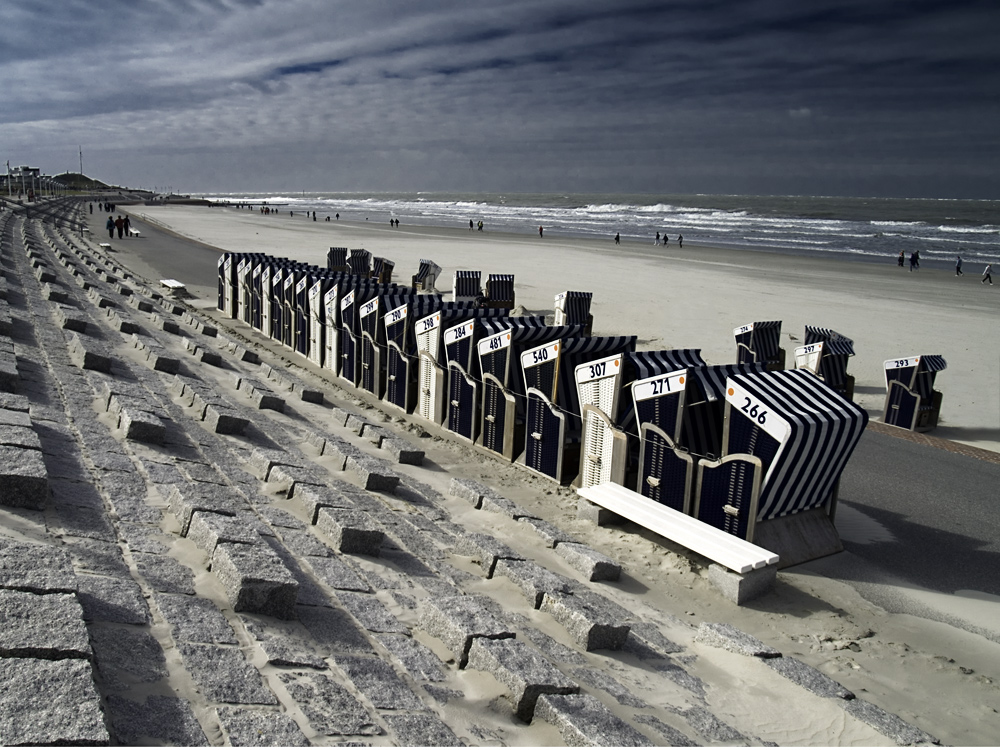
{"left": 0, "top": 199, "right": 947, "bottom": 745}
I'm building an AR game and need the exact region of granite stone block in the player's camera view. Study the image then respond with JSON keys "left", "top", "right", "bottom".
{"left": 212, "top": 542, "right": 299, "bottom": 619}
{"left": 215, "top": 707, "right": 309, "bottom": 747}
{"left": 345, "top": 453, "right": 400, "bottom": 491}
{"left": 0, "top": 445, "right": 49, "bottom": 510}
{"left": 177, "top": 642, "right": 277, "bottom": 704}
{"left": 203, "top": 403, "right": 249, "bottom": 434}
{"left": 555, "top": 542, "right": 622, "bottom": 582}
{"left": 534, "top": 693, "right": 653, "bottom": 746}
{"left": 468, "top": 637, "right": 579, "bottom": 721}
{"left": 455, "top": 532, "right": 525, "bottom": 578}
{"left": 0, "top": 658, "right": 109, "bottom": 745}
{"left": 316, "top": 507, "right": 385, "bottom": 555}
{"left": 188, "top": 510, "right": 261, "bottom": 552}
{"left": 0, "top": 589, "right": 91, "bottom": 659}
{"left": 418, "top": 594, "right": 515, "bottom": 667}
{"left": 494, "top": 558, "right": 576, "bottom": 609}
{"left": 540, "top": 591, "right": 631, "bottom": 651}
{"left": 167, "top": 483, "right": 245, "bottom": 535}
{"left": 0, "top": 539, "right": 76, "bottom": 594}
{"left": 695, "top": 622, "right": 782, "bottom": 658}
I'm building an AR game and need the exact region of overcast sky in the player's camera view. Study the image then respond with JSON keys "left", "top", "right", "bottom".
{"left": 1, "top": 0, "right": 997, "bottom": 197}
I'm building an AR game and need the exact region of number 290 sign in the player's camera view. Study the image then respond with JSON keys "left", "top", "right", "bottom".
{"left": 724, "top": 379, "right": 790, "bottom": 442}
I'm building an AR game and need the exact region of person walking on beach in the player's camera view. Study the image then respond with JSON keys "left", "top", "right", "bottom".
{"left": 106, "top": 215, "right": 114, "bottom": 239}
{"left": 655, "top": 232, "right": 660, "bottom": 245}
{"left": 678, "top": 235, "right": 683, "bottom": 248}
{"left": 898, "top": 251, "right": 905, "bottom": 267}
{"left": 956, "top": 256, "right": 963, "bottom": 276}
{"left": 469, "top": 220, "right": 474, "bottom": 231}
{"left": 115, "top": 215, "right": 124, "bottom": 239}
{"left": 983, "top": 264, "right": 993, "bottom": 285}
{"left": 539, "top": 226, "right": 544, "bottom": 238}
{"left": 909, "top": 252, "right": 918, "bottom": 272}
{"left": 614, "top": 233, "right": 620, "bottom": 245}
{"left": 123, "top": 215, "right": 131, "bottom": 237}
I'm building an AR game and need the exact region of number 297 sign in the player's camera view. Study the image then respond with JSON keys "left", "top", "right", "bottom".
{"left": 724, "top": 379, "right": 790, "bottom": 443}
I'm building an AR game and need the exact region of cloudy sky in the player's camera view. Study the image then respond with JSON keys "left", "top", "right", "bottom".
{"left": 1, "top": 0, "right": 997, "bottom": 197}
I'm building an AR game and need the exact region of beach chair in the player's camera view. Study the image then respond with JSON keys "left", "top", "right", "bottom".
{"left": 693, "top": 369, "right": 867, "bottom": 566}
{"left": 327, "top": 247, "right": 349, "bottom": 272}
{"left": 250, "top": 260, "right": 265, "bottom": 331}
{"left": 794, "top": 325, "right": 856, "bottom": 400}
{"left": 218, "top": 253, "right": 242, "bottom": 318}
{"left": 381, "top": 296, "right": 450, "bottom": 413}
{"left": 734, "top": 321, "right": 785, "bottom": 371}
{"left": 293, "top": 270, "right": 323, "bottom": 357}
{"left": 452, "top": 270, "right": 482, "bottom": 305}
{"left": 371, "top": 256, "right": 395, "bottom": 284}
{"left": 236, "top": 258, "right": 252, "bottom": 324}
{"left": 348, "top": 249, "right": 371, "bottom": 277}
{"left": 573, "top": 349, "right": 701, "bottom": 490}
{"left": 477, "top": 320, "right": 584, "bottom": 461}
{"left": 483, "top": 274, "right": 515, "bottom": 310}
{"left": 412, "top": 259, "right": 441, "bottom": 292}
{"left": 882, "top": 354, "right": 947, "bottom": 432}
{"left": 307, "top": 276, "right": 336, "bottom": 367}
{"left": 442, "top": 315, "right": 530, "bottom": 442}
{"left": 553, "top": 290, "right": 594, "bottom": 334}
{"left": 631, "top": 359, "right": 765, "bottom": 512}
{"left": 522, "top": 335, "right": 636, "bottom": 483}
{"left": 412, "top": 307, "right": 499, "bottom": 424}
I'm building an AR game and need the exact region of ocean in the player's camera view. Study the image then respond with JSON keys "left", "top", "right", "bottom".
{"left": 202, "top": 191, "right": 1000, "bottom": 271}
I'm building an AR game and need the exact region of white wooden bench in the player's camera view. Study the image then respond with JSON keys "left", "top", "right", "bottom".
{"left": 160, "top": 279, "right": 186, "bottom": 296}
{"left": 577, "top": 482, "right": 779, "bottom": 603}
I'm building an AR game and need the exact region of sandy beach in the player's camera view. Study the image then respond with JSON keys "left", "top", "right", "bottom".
{"left": 128, "top": 204, "right": 1000, "bottom": 453}
{"left": 40, "top": 201, "right": 992, "bottom": 746}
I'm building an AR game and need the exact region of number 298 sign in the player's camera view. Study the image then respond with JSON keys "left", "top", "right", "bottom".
{"left": 724, "top": 379, "right": 790, "bottom": 442}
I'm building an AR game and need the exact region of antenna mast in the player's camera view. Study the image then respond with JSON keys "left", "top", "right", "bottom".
{"left": 79, "top": 146, "right": 83, "bottom": 177}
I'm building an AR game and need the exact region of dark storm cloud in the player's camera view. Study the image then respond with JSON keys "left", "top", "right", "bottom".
{"left": 1, "top": 0, "right": 996, "bottom": 196}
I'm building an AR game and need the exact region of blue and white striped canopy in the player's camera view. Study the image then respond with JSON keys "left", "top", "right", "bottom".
{"left": 735, "top": 321, "right": 782, "bottom": 362}
{"left": 725, "top": 369, "right": 868, "bottom": 522}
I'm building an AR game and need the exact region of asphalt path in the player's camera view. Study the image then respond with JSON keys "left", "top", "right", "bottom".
{"left": 836, "top": 430, "right": 1000, "bottom": 598}
{"left": 85, "top": 202, "right": 1000, "bottom": 633}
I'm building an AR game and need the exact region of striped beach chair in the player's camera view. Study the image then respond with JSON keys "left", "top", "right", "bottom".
{"left": 411, "top": 259, "right": 441, "bottom": 292}
{"left": 632, "top": 360, "right": 765, "bottom": 513}
{"left": 381, "top": 297, "right": 457, "bottom": 413}
{"left": 372, "top": 256, "right": 395, "bottom": 284}
{"left": 734, "top": 321, "right": 785, "bottom": 371}
{"left": 307, "top": 276, "right": 337, "bottom": 367}
{"left": 882, "top": 354, "right": 947, "bottom": 432}
{"left": 522, "top": 336, "right": 636, "bottom": 483}
{"left": 574, "top": 350, "right": 701, "bottom": 490}
{"left": 412, "top": 307, "right": 504, "bottom": 425}
{"left": 553, "top": 291, "right": 594, "bottom": 334}
{"left": 348, "top": 249, "right": 371, "bottom": 277}
{"left": 694, "top": 369, "right": 868, "bottom": 563}
{"left": 477, "top": 320, "right": 585, "bottom": 460}
{"left": 337, "top": 281, "right": 388, "bottom": 387}
{"left": 327, "top": 247, "right": 349, "bottom": 272}
{"left": 484, "top": 274, "right": 515, "bottom": 310}
{"left": 794, "top": 325, "right": 856, "bottom": 399}
{"left": 452, "top": 270, "right": 482, "bottom": 305}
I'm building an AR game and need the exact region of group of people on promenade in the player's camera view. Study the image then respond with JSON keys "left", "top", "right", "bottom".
{"left": 105, "top": 214, "right": 131, "bottom": 239}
